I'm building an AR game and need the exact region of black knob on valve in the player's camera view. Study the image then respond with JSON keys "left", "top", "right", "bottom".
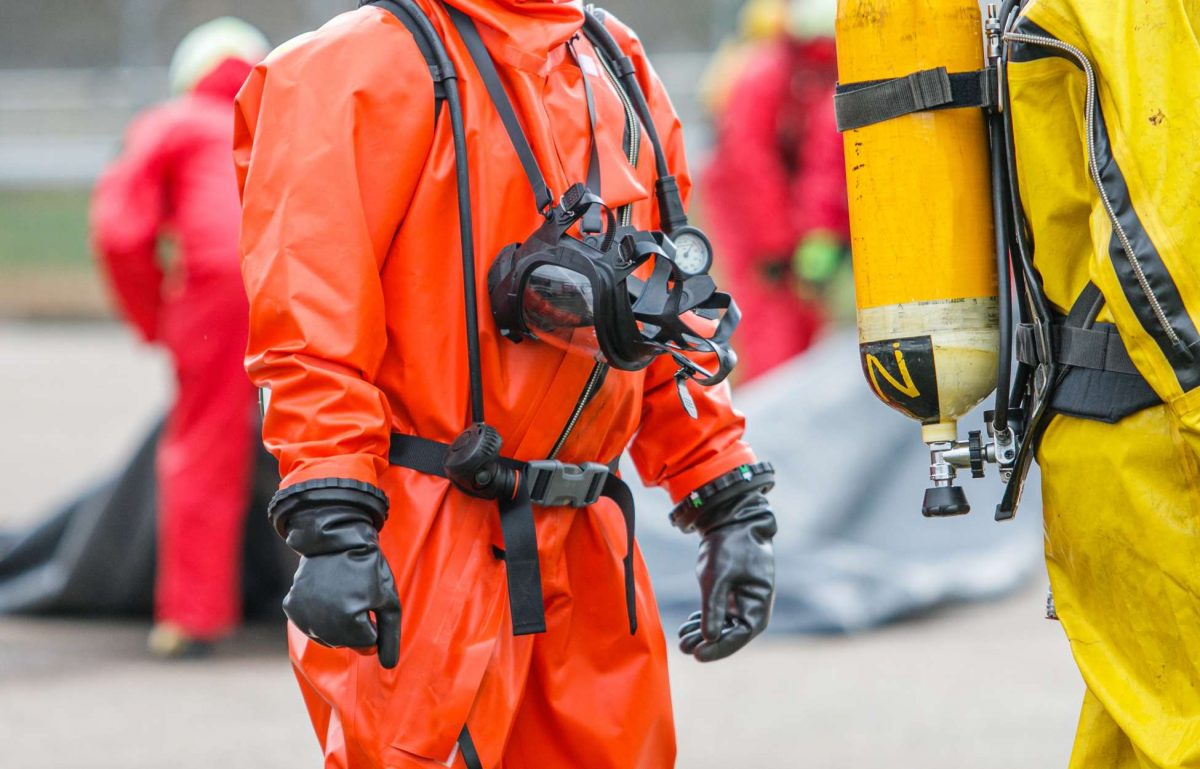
{"left": 968, "top": 431, "right": 986, "bottom": 479}
{"left": 922, "top": 486, "right": 971, "bottom": 517}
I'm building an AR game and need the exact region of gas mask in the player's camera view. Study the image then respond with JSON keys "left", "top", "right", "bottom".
{"left": 489, "top": 184, "right": 740, "bottom": 387}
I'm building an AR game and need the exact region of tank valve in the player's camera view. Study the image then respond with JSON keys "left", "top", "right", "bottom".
{"left": 922, "top": 441, "right": 971, "bottom": 517}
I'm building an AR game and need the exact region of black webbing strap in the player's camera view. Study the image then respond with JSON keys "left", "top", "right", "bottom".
{"left": 496, "top": 484, "right": 545, "bottom": 635}
{"left": 567, "top": 38, "right": 604, "bottom": 234}
{"left": 1015, "top": 282, "right": 1163, "bottom": 423}
{"left": 1014, "top": 283, "right": 1140, "bottom": 375}
{"left": 602, "top": 472, "right": 637, "bottom": 634}
{"left": 457, "top": 726, "right": 483, "bottom": 769}
{"left": 388, "top": 433, "right": 639, "bottom": 636}
{"left": 447, "top": 6, "right": 555, "bottom": 213}
{"left": 1015, "top": 323, "right": 1142, "bottom": 376}
{"left": 1064, "top": 280, "right": 1104, "bottom": 326}
{"left": 834, "top": 67, "right": 993, "bottom": 132}
{"left": 1055, "top": 326, "right": 1139, "bottom": 375}
{"left": 388, "top": 433, "right": 546, "bottom": 635}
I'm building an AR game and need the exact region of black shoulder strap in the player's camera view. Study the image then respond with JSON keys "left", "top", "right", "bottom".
{"left": 1064, "top": 280, "right": 1104, "bottom": 329}
{"left": 446, "top": 5, "right": 556, "bottom": 213}
{"left": 566, "top": 38, "right": 604, "bottom": 233}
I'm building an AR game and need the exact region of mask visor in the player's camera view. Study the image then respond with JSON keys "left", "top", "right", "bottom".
{"left": 521, "top": 264, "right": 602, "bottom": 359}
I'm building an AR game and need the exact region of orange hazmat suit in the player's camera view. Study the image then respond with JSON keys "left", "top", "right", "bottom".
{"left": 235, "top": 2, "right": 760, "bottom": 767}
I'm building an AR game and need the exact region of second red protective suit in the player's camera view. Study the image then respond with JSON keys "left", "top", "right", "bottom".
{"left": 90, "top": 19, "right": 267, "bottom": 648}
{"left": 702, "top": 34, "right": 847, "bottom": 380}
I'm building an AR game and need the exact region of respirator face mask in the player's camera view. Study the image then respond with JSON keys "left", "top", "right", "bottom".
{"left": 489, "top": 184, "right": 740, "bottom": 386}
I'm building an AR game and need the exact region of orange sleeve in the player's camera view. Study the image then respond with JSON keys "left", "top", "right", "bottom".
{"left": 89, "top": 108, "right": 171, "bottom": 342}
{"left": 606, "top": 17, "right": 758, "bottom": 502}
{"left": 234, "top": 10, "right": 436, "bottom": 490}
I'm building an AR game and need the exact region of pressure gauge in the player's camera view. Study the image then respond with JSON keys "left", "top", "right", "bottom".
{"left": 670, "top": 226, "right": 714, "bottom": 276}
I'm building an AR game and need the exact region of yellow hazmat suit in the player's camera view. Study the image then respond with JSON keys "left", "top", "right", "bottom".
{"left": 1008, "top": 1, "right": 1200, "bottom": 765}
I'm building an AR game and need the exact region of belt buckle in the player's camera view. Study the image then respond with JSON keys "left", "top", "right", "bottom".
{"left": 525, "top": 460, "right": 609, "bottom": 507}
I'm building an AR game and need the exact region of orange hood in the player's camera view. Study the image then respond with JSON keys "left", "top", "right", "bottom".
{"left": 443, "top": 0, "right": 584, "bottom": 63}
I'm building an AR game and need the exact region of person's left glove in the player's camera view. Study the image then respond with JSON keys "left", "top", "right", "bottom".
{"left": 269, "top": 480, "right": 401, "bottom": 669}
{"left": 672, "top": 469, "right": 777, "bottom": 662}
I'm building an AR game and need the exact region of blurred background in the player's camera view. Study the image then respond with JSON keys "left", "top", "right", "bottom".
{"left": 0, "top": 1, "right": 1081, "bottom": 767}
{"left": 0, "top": 0, "right": 722, "bottom": 319}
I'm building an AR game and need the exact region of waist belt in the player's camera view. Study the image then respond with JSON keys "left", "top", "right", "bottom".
{"left": 1015, "top": 283, "right": 1162, "bottom": 424}
{"left": 388, "top": 433, "right": 637, "bottom": 636}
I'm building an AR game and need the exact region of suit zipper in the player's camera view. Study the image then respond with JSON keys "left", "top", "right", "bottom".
{"left": 548, "top": 29, "right": 646, "bottom": 460}
{"left": 548, "top": 361, "right": 607, "bottom": 459}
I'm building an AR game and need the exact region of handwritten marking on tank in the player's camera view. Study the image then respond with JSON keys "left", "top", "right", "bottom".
{"left": 859, "top": 335, "right": 940, "bottom": 423}
{"left": 867, "top": 342, "right": 921, "bottom": 398}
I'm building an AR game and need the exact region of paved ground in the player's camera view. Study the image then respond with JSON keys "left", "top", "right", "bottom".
{"left": 0, "top": 323, "right": 1083, "bottom": 768}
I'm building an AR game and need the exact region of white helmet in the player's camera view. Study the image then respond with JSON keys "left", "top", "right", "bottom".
{"left": 168, "top": 17, "right": 270, "bottom": 95}
{"left": 788, "top": 0, "right": 837, "bottom": 40}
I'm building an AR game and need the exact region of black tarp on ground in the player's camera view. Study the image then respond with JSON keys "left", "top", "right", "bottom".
{"left": 0, "top": 418, "right": 293, "bottom": 618}
{"left": 0, "top": 330, "right": 1043, "bottom": 632}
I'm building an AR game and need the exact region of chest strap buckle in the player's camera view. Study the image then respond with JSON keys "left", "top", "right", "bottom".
{"left": 525, "top": 460, "right": 609, "bottom": 507}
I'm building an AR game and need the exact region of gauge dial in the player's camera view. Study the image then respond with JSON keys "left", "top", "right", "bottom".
{"left": 671, "top": 227, "right": 714, "bottom": 276}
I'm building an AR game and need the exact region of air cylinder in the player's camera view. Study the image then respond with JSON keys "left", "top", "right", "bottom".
{"left": 837, "top": 0, "right": 999, "bottom": 505}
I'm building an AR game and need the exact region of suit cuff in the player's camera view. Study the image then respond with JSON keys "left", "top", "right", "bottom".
{"left": 663, "top": 444, "right": 758, "bottom": 504}
{"left": 279, "top": 452, "right": 388, "bottom": 492}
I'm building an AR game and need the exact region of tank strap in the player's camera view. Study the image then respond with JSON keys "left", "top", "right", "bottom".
{"left": 388, "top": 433, "right": 638, "bottom": 637}
{"left": 834, "top": 67, "right": 995, "bottom": 132}
{"left": 1015, "top": 282, "right": 1163, "bottom": 423}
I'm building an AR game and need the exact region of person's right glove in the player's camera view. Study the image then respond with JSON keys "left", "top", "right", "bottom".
{"left": 672, "top": 468, "right": 777, "bottom": 663}
{"left": 268, "top": 480, "right": 401, "bottom": 669}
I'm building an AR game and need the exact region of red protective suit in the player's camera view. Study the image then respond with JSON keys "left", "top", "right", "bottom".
{"left": 235, "top": 2, "right": 759, "bottom": 767}
{"left": 91, "top": 59, "right": 258, "bottom": 640}
{"left": 702, "top": 36, "right": 847, "bottom": 380}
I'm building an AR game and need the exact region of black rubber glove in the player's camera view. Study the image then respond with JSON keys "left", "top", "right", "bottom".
{"left": 269, "top": 481, "right": 401, "bottom": 669}
{"left": 677, "top": 489, "right": 776, "bottom": 662}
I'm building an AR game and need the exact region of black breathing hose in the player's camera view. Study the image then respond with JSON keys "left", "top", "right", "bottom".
{"left": 998, "top": 0, "right": 1056, "bottom": 415}
{"left": 988, "top": 109, "right": 1013, "bottom": 433}
{"left": 580, "top": 12, "right": 671, "bottom": 181}
{"left": 999, "top": 5, "right": 1053, "bottom": 328}
{"left": 445, "top": 85, "right": 486, "bottom": 425}
{"left": 986, "top": 1, "right": 1023, "bottom": 434}
{"left": 393, "top": 0, "right": 487, "bottom": 425}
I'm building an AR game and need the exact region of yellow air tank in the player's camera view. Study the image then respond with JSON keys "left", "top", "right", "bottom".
{"left": 837, "top": 0, "right": 999, "bottom": 515}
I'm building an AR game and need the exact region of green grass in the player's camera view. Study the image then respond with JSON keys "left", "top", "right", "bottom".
{"left": 0, "top": 187, "right": 94, "bottom": 272}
